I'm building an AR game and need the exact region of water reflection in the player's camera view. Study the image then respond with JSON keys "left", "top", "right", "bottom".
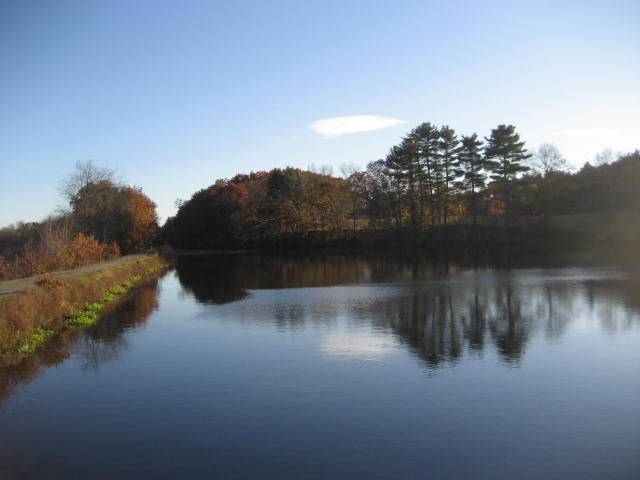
{"left": 1, "top": 253, "right": 639, "bottom": 479}
{"left": 176, "top": 253, "right": 640, "bottom": 367}
{"left": 0, "top": 279, "right": 160, "bottom": 406}
{"left": 320, "top": 332, "right": 398, "bottom": 361}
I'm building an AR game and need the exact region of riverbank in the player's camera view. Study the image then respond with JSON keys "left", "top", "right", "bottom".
{"left": 165, "top": 210, "right": 640, "bottom": 251}
{"left": 0, "top": 252, "right": 150, "bottom": 296}
{"left": 0, "top": 254, "right": 167, "bottom": 362}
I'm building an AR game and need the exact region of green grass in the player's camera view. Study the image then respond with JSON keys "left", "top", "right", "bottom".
{"left": 101, "top": 292, "right": 116, "bottom": 303}
{"left": 110, "top": 285, "right": 128, "bottom": 294}
{"left": 18, "top": 328, "right": 54, "bottom": 353}
{"left": 84, "top": 302, "right": 103, "bottom": 313}
{"left": 64, "top": 310, "right": 98, "bottom": 327}
{"left": 66, "top": 272, "right": 153, "bottom": 327}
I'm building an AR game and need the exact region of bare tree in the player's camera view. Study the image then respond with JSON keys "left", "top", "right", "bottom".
{"left": 307, "top": 163, "right": 334, "bottom": 175}
{"left": 593, "top": 148, "right": 619, "bottom": 166}
{"left": 59, "top": 160, "right": 120, "bottom": 204}
{"left": 339, "top": 162, "right": 359, "bottom": 179}
{"left": 318, "top": 164, "right": 334, "bottom": 176}
{"left": 529, "top": 143, "right": 570, "bottom": 175}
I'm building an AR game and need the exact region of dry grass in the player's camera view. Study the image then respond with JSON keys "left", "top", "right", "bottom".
{"left": 0, "top": 254, "right": 167, "bottom": 359}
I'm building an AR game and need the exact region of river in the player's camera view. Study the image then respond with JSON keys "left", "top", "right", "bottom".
{"left": 1, "top": 250, "right": 639, "bottom": 479}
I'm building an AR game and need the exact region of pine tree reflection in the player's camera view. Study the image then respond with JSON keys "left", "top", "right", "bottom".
{"left": 175, "top": 254, "right": 639, "bottom": 368}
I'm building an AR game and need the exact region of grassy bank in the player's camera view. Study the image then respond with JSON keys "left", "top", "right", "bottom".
{"left": 0, "top": 254, "right": 167, "bottom": 361}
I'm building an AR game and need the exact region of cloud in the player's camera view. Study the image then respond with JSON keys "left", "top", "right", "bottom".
{"left": 553, "top": 128, "right": 622, "bottom": 138}
{"left": 309, "top": 115, "right": 405, "bottom": 138}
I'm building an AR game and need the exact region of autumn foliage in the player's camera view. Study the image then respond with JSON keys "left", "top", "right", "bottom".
{"left": 0, "top": 161, "right": 158, "bottom": 280}
{"left": 71, "top": 181, "right": 158, "bottom": 251}
{"left": 164, "top": 145, "right": 640, "bottom": 249}
{"left": 0, "top": 229, "right": 120, "bottom": 280}
{"left": 165, "top": 168, "right": 354, "bottom": 248}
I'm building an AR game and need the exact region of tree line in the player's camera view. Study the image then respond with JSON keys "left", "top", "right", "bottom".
{"left": 2, "top": 123, "right": 638, "bottom": 268}
{"left": 164, "top": 121, "right": 639, "bottom": 249}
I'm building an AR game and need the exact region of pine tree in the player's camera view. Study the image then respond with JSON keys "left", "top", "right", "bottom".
{"left": 385, "top": 138, "right": 422, "bottom": 228}
{"left": 484, "top": 125, "right": 531, "bottom": 225}
{"left": 384, "top": 145, "right": 407, "bottom": 228}
{"left": 455, "top": 133, "right": 486, "bottom": 225}
{"left": 409, "top": 122, "right": 440, "bottom": 226}
{"left": 438, "top": 126, "right": 461, "bottom": 225}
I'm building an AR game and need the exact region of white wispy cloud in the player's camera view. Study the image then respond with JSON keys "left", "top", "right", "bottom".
{"left": 309, "top": 115, "right": 405, "bottom": 138}
{"left": 553, "top": 128, "right": 622, "bottom": 137}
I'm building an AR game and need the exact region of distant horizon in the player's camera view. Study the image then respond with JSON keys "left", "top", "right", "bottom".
{"left": 1, "top": 0, "right": 638, "bottom": 227}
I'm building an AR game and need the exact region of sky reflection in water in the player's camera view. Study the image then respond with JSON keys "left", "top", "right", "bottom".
{"left": 0, "top": 251, "right": 639, "bottom": 479}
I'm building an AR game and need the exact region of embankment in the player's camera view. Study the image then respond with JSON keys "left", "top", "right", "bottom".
{"left": 0, "top": 254, "right": 167, "bottom": 362}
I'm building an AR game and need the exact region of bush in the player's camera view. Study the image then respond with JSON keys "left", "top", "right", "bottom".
{"left": 2, "top": 233, "right": 121, "bottom": 281}
{"left": 0, "top": 255, "right": 7, "bottom": 280}
{"left": 35, "top": 275, "right": 71, "bottom": 291}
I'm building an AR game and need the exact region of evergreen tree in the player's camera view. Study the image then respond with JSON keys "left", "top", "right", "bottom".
{"left": 384, "top": 146, "right": 406, "bottom": 228}
{"left": 385, "top": 139, "right": 421, "bottom": 228}
{"left": 410, "top": 122, "right": 440, "bottom": 226}
{"left": 438, "top": 126, "right": 461, "bottom": 225}
{"left": 484, "top": 125, "right": 531, "bottom": 224}
{"left": 455, "top": 133, "right": 486, "bottom": 225}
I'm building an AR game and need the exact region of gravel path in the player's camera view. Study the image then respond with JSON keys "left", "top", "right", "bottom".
{"left": 0, "top": 253, "right": 149, "bottom": 296}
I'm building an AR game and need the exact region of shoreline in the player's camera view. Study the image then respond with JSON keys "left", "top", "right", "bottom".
{"left": 0, "top": 254, "right": 168, "bottom": 363}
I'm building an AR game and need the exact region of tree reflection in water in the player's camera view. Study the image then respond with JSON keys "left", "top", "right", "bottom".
{"left": 0, "top": 279, "right": 161, "bottom": 406}
{"left": 175, "top": 252, "right": 640, "bottom": 368}
{"left": 2, "top": 252, "right": 639, "bottom": 405}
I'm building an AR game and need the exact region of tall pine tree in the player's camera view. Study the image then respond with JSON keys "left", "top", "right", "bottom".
{"left": 438, "top": 126, "right": 461, "bottom": 225}
{"left": 455, "top": 133, "right": 487, "bottom": 226}
{"left": 407, "top": 122, "right": 440, "bottom": 226}
{"left": 484, "top": 125, "right": 531, "bottom": 225}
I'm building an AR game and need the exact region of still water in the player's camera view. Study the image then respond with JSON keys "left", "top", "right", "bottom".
{"left": 1, "top": 251, "right": 639, "bottom": 479}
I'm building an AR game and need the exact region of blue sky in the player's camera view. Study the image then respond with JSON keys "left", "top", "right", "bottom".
{"left": 1, "top": 0, "right": 639, "bottom": 227}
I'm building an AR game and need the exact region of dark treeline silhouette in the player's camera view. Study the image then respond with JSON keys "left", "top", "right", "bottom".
{"left": 0, "top": 160, "right": 159, "bottom": 279}
{"left": 163, "top": 122, "right": 640, "bottom": 249}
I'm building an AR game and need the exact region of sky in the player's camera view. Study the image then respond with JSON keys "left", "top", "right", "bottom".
{"left": 1, "top": 0, "right": 639, "bottom": 227}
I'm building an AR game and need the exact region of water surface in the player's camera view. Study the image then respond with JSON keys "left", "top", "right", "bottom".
{"left": 1, "top": 251, "right": 639, "bottom": 479}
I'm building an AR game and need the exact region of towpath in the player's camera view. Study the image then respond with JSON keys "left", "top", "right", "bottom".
{"left": 0, "top": 253, "right": 149, "bottom": 296}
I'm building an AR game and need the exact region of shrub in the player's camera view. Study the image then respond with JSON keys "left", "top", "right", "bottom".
{"left": 0, "top": 255, "right": 8, "bottom": 279}
{"left": 1, "top": 233, "right": 122, "bottom": 281}
{"left": 104, "top": 242, "right": 121, "bottom": 258}
{"left": 35, "top": 275, "right": 71, "bottom": 291}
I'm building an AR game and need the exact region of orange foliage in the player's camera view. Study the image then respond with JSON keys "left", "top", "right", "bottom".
{"left": 68, "top": 233, "right": 107, "bottom": 265}
{"left": 122, "top": 187, "right": 159, "bottom": 251}
{"left": 2, "top": 233, "right": 120, "bottom": 280}
{"left": 34, "top": 275, "right": 71, "bottom": 291}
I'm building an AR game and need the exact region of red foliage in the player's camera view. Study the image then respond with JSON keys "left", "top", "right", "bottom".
{"left": 220, "top": 182, "right": 249, "bottom": 205}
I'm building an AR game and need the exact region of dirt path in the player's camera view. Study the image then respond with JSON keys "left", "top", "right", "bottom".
{"left": 0, "top": 253, "right": 149, "bottom": 296}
